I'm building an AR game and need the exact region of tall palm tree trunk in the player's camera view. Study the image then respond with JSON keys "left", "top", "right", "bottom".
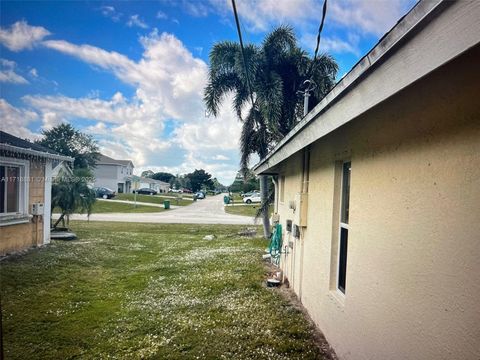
{"left": 260, "top": 175, "right": 271, "bottom": 238}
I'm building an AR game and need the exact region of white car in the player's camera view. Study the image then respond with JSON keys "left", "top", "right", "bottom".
{"left": 243, "top": 194, "right": 261, "bottom": 204}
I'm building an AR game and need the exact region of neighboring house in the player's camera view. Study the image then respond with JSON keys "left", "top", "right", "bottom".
{"left": 0, "top": 131, "right": 73, "bottom": 255}
{"left": 93, "top": 154, "right": 134, "bottom": 193}
{"left": 127, "top": 175, "right": 169, "bottom": 193}
{"left": 254, "top": 2, "right": 479, "bottom": 360}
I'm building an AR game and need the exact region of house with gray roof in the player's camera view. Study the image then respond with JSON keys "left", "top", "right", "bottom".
{"left": 92, "top": 154, "right": 134, "bottom": 193}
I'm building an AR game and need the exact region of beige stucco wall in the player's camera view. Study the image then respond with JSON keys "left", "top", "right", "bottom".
{"left": 0, "top": 159, "right": 45, "bottom": 255}
{"left": 275, "top": 46, "right": 480, "bottom": 359}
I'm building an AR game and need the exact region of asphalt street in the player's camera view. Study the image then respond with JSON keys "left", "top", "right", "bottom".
{"left": 63, "top": 195, "right": 256, "bottom": 225}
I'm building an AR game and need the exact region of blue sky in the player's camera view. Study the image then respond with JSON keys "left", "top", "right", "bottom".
{"left": 0, "top": 0, "right": 416, "bottom": 184}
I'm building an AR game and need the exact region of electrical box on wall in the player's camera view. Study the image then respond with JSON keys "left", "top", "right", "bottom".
{"left": 31, "top": 203, "right": 44, "bottom": 215}
{"left": 294, "top": 192, "right": 308, "bottom": 227}
{"left": 286, "top": 220, "right": 292, "bottom": 232}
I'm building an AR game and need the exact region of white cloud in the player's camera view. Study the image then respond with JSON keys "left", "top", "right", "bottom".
{"left": 127, "top": 15, "right": 149, "bottom": 29}
{"left": 42, "top": 30, "right": 208, "bottom": 121}
{"left": 0, "top": 20, "right": 50, "bottom": 51}
{"left": 29, "top": 68, "right": 38, "bottom": 78}
{"left": 0, "top": 99, "right": 39, "bottom": 139}
{"left": 213, "top": 154, "right": 230, "bottom": 161}
{"left": 6, "top": 26, "right": 241, "bottom": 184}
{"left": 100, "top": 6, "right": 122, "bottom": 22}
{"left": 329, "top": 0, "right": 415, "bottom": 37}
{"left": 0, "top": 59, "right": 29, "bottom": 84}
{"left": 174, "top": 95, "right": 241, "bottom": 152}
{"left": 206, "top": 0, "right": 415, "bottom": 37}
{"left": 156, "top": 10, "right": 168, "bottom": 20}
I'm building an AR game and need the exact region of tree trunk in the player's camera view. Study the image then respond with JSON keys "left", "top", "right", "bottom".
{"left": 259, "top": 175, "right": 271, "bottom": 238}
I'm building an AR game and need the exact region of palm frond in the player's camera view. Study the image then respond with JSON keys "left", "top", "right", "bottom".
{"left": 204, "top": 72, "right": 241, "bottom": 116}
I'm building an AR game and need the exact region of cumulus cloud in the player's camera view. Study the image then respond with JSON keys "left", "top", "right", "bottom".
{"left": 3, "top": 25, "right": 241, "bottom": 183}
{"left": 0, "top": 59, "right": 29, "bottom": 84}
{"left": 42, "top": 30, "right": 207, "bottom": 121}
{"left": 0, "top": 20, "right": 51, "bottom": 51}
{"left": 0, "top": 99, "right": 39, "bottom": 139}
{"left": 13, "top": 30, "right": 240, "bottom": 182}
{"left": 127, "top": 15, "right": 149, "bottom": 29}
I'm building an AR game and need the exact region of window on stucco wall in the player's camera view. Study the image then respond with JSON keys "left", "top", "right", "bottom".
{"left": 0, "top": 160, "right": 28, "bottom": 216}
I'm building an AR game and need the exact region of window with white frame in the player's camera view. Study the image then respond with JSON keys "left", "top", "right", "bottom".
{"left": 0, "top": 159, "right": 29, "bottom": 217}
{"left": 338, "top": 161, "right": 351, "bottom": 294}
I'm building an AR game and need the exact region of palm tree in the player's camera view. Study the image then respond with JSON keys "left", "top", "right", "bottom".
{"left": 204, "top": 26, "right": 338, "bottom": 237}
{"left": 51, "top": 168, "right": 96, "bottom": 229}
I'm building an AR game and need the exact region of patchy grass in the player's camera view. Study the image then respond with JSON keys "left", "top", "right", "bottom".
{"left": 1, "top": 222, "right": 326, "bottom": 359}
{"left": 225, "top": 205, "right": 274, "bottom": 218}
{"left": 54, "top": 201, "right": 164, "bottom": 214}
{"left": 116, "top": 193, "right": 192, "bottom": 206}
{"left": 91, "top": 201, "right": 165, "bottom": 213}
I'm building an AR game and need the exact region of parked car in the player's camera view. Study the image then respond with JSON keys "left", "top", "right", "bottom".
{"left": 94, "top": 187, "right": 116, "bottom": 199}
{"left": 195, "top": 191, "right": 205, "bottom": 199}
{"left": 241, "top": 190, "right": 260, "bottom": 198}
{"left": 243, "top": 193, "right": 261, "bottom": 204}
{"left": 169, "top": 188, "right": 183, "bottom": 193}
{"left": 134, "top": 188, "right": 157, "bottom": 195}
{"left": 182, "top": 188, "right": 193, "bottom": 193}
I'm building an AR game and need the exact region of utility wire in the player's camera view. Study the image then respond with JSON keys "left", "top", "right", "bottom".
{"left": 308, "top": 0, "right": 328, "bottom": 76}
{"left": 231, "top": 0, "right": 255, "bottom": 107}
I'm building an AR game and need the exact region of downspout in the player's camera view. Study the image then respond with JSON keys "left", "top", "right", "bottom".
{"left": 298, "top": 145, "right": 311, "bottom": 301}
{"left": 271, "top": 176, "right": 279, "bottom": 214}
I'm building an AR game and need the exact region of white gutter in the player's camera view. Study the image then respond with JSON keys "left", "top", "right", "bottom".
{"left": 253, "top": 0, "right": 479, "bottom": 174}
{"left": 0, "top": 143, "right": 74, "bottom": 162}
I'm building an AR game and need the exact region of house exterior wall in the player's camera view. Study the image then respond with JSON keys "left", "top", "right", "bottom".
{"left": 93, "top": 163, "right": 133, "bottom": 193}
{"left": 0, "top": 159, "right": 46, "bottom": 255}
{"left": 93, "top": 164, "right": 121, "bottom": 191}
{"left": 275, "top": 46, "right": 480, "bottom": 359}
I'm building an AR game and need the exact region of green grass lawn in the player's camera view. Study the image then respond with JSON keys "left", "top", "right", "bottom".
{"left": 56, "top": 201, "right": 164, "bottom": 214}
{"left": 225, "top": 205, "right": 274, "bottom": 218}
{"left": 1, "top": 222, "right": 326, "bottom": 359}
{"left": 225, "top": 204, "right": 260, "bottom": 217}
{"left": 116, "top": 193, "right": 192, "bottom": 206}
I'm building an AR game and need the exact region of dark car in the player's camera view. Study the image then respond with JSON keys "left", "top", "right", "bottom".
{"left": 94, "top": 187, "right": 116, "bottom": 199}
{"left": 134, "top": 188, "right": 157, "bottom": 195}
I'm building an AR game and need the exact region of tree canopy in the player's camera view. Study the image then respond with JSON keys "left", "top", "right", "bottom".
{"left": 204, "top": 25, "right": 338, "bottom": 172}
{"left": 186, "top": 169, "right": 214, "bottom": 192}
{"left": 35, "top": 123, "right": 100, "bottom": 169}
{"left": 150, "top": 172, "right": 175, "bottom": 183}
{"left": 204, "top": 25, "right": 338, "bottom": 237}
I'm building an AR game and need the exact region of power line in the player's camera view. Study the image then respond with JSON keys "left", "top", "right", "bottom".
{"left": 231, "top": 0, "right": 255, "bottom": 107}
{"left": 309, "top": 0, "right": 328, "bottom": 76}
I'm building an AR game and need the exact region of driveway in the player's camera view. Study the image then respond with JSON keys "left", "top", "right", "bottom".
{"left": 66, "top": 195, "right": 256, "bottom": 225}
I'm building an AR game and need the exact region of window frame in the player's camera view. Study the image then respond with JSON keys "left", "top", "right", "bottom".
{"left": 0, "top": 157, "right": 30, "bottom": 222}
{"left": 337, "top": 161, "right": 351, "bottom": 295}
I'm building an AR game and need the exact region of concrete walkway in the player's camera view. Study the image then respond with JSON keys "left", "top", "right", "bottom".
{"left": 64, "top": 195, "right": 256, "bottom": 225}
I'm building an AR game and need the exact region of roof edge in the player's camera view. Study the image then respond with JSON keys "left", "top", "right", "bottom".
{"left": 0, "top": 143, "right": 74, "bottom": 162}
